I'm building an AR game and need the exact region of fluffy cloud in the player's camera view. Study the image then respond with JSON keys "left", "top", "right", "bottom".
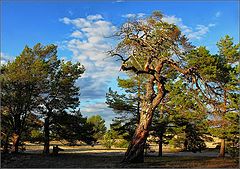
{"left": 162, "top": 15, "right": 182, "bottom": 25}
{"left": 81, "top": 102, "right": 111, "bottom": 114}
{"left": 122, "top": 13, "right": 145, "bottom": 18}
{"left": 87, "top": 14, "right": 103, "bottom": 21}
{"left": 60, "top": 14, "right": 120, "bottom": 126}
{"left": 1, "top": 52, "right": 13, "bottom": 65}
{"left": 162, "top": 15, "right": 216, "bottom": 40}
{"left": 70, "top": 30, "right": 83, "bottom": 38}
{"left": 187, "top": 25, "right": 210, "bottom": 40}
{"left": 60, "top": 14, "right": 120, "bottom": 124}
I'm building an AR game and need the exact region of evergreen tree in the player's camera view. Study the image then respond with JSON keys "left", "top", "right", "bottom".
{"left": 87, "top": 115, "right": 107, "bottom": 141}
{"left": 186, "top": 36, "right": 240, "bottom": 157}
{"left": 212, "top": 36, "right": 239, "bottom": 157}
{"left": 106, "top": 76, "right": 144, "bottom": 141}
{"left": 34, "top": 43, "right": 85, "bottom": 154}
{"left": 51, "top": 109, "right": 95, "bottom": 145}
{"left": 1, "top": 46, "right": 48, "bottom": 153}
{"left": 1, "top": 43, "right": 86, "bottom": 154}
{"left": 109, "top": 11, "right": 201, "bottom": 163}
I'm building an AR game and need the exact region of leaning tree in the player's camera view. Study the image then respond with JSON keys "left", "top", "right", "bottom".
{"left": 109, "top": 11, "right": 204, "bottom": 163}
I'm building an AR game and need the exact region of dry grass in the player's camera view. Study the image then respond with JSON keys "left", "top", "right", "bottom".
{"left": 126, "top": 156, "right": 239, "bottom": 168}
{"left": 1, "top": 153, "right": 238, "bottom": 168}
{"left": 1, "top": 142, "right": 239, "bottom": 168}
{"left": 23, "top": 142, "right": 127, "bottom": 155}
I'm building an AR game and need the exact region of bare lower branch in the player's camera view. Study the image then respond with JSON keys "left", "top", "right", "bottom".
{"left": 121, "top": 64, "right": 155, "bottom": 75}
{"left": 108, "top": 52, "right": 131, "bottom": 62}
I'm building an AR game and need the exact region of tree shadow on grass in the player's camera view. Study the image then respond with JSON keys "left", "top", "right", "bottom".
{"left": 1, "top": 152, "right": 238, "bottom": 168}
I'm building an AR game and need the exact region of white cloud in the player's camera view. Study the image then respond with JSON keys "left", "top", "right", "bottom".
{"left": 60, "top": 14, "right": 120, "bottom": 126}
{"left": 70, "top": 30, "right": 83, "bottom": 38}
{"left": 81, "top": 102, "right": 109, "bottom": 113}
{"left": 137, "top": 13, "right": 145, "bottom": 18}
{"left": 60, "top": 17, "right": 92, "bottom": 28}
{"left": 60, "top": 14, "right": 119, "bottom": 100}
{"left": 187, "top": 25, "right": 209, "bottom": 40}
{"left": 162, "top": 15, "right": 182, "bottom": 25}
{"left": 122, "top": 14, "right": 136, "bottom": 18}
{"left": 162, "top": 15, "right": 216, "bottom": 40}
{"left": 60, "top": 17, "right": 71, "bottom": 24}
{"left": 208, "top": 23, "right": 216, "bottom": 27}
{"left": 87, "top": 14, "right": 103, "bottom": 21}
{"left": 122, "top": 13, "right": 145, "bottom": 18}
{"left": 1, "top": 52, "right": 13, "bottom": 65}
{"left": 215, "top": 11, "right": 221, "bottom": 17}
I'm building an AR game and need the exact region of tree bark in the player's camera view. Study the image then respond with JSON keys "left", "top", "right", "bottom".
{"left": 12, "top": 132, "right": 20, "bottom": 153}
{"left": 43, "top": 114, "right": 50, "bottom": 154}
{"left": 219, "top": 89, "right": 227, "bottom": 157}
{"left": 121, "top": 58, "right": 191, "bottom": 163}
{"left": 12, "top": 114, "right": 21, "bottom": 153}
{"left": 158, "top": 134, "right": 163, "bottom": 157}
{"left": 122, "top": 76, "right": 166, "bottom": 163}
{"left": 219, "top": 139, "right": 225, "bottom": 157}
{"left": 122, "top": 109, "right": 153, "bottom": 163}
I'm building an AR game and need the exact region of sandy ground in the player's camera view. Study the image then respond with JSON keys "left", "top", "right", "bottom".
{"left": 1, "top": 143, "right": 238, "bottom": 168}
{"left": 22, "top": 143, "right": 228, "bottom": 157}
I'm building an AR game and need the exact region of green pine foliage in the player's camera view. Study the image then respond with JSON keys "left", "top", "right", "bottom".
{"left": 87, "top": 115, "right": 107, "bottom": 141}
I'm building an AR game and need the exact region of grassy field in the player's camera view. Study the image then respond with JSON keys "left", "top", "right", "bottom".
{"left": 1, "top": 143, "right": 239, "bottom": 168}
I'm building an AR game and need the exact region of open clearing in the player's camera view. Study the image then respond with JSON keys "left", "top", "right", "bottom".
{"left": 1, "top": 153, "right": 238, "bottom": 168}
{"left": 1, "top": 144, "right": 239, "bottom": 168}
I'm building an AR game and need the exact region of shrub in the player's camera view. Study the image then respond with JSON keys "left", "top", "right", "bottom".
{"left": 101, "top": 130, "right": 117, "bottom": 149}
{"left": 227, "top": 147, "right": 239, "bottom": 157}
{"left": 114, "top": 139, "right": 129, "bottom": 148}
{"left": 29, "top": 129, "right": 43, "bottom": 143}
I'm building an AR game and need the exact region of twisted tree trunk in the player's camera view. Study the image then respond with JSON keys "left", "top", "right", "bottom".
{"left": 122, "top": 107, "right": 154, "bottom": 163}
{"left": 122, "top": 75, "right": 166, "bottom": 163}
{"left": 119, "top": 57, "right": 195, "bottom": 163}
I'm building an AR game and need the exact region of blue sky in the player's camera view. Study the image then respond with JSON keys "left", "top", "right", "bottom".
{"left": 1, "top": 0, "right": 239, "bottom": 128}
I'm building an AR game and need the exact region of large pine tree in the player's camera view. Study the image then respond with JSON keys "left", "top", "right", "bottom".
{"left": 108, "top": 11, "right": 204, "bottom": 162}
